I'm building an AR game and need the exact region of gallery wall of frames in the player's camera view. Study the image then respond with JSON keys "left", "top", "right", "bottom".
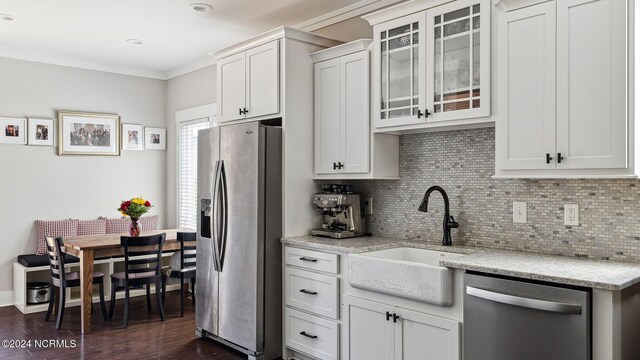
{"left": 0, "top": 110, "right": 166, "bottom": 156}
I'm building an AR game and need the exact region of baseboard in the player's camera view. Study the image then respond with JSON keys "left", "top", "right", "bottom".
{"left": 0, "top": 290, "right": 14, "bottom": 307}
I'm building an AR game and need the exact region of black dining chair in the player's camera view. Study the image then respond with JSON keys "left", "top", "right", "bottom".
{"left": 108, "top": 233, "right": 165, "bottom": 328}
{"left": 44, "top": 236, "right": 108, "bottom": 329}
{"left": 161, "top": 231, "right": 196, "bottom": 317}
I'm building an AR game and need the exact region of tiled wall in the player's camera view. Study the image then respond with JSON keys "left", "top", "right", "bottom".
{"left": 355, "top": 127, "right": 640, "bottom": 262}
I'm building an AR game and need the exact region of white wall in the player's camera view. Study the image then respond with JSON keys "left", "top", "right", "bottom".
{"left": 165, "top": 65, "right": 216, "bottom": 228}
{"left": 0, "top": 57, "right": 166, "bottom": 298}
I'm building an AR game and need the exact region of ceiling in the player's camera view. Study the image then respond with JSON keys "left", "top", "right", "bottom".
{"left": 0, "top": 0, "right": 375, "bottom": 79}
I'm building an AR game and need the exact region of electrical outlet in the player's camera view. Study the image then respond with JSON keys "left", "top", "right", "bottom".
{"left": 513, "top": 202, "right": 527, "bottom": 223}
{"left": 564, "top": 204, "right": 579, "bottom": 226}
{"left": 365, "top": 198, "right": 373, "bottom": 215}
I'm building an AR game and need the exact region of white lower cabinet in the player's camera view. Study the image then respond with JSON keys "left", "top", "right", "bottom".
{"left": 286, "top": 308, "right": 340, "bottom": 360}
{"left": 344, "top": 295, "right": 460, "bottom": 360}
{"left": 284, "top": 246, "right": 341, "bottom": 360}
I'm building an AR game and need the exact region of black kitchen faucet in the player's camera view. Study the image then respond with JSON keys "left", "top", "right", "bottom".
{"left": 418, "top": 186, "right": 459, "bottom": 246}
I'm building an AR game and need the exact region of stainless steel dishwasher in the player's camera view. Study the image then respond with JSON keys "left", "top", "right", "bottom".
{"left": 464, "top": 272, "right": 591, "bottom": 360}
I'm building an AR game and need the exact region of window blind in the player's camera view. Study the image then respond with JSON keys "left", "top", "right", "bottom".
{"left": 178, "top": 118, "right": 209, "bottom": 230}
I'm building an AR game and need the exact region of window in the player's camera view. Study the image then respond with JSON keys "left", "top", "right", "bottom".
{"left": 177, "top": 118, "right": 209, "bottom": 230}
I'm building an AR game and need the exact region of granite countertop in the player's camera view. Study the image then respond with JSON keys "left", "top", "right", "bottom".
{"left": 281, "top": 235, "right": 640, "bottom": 291}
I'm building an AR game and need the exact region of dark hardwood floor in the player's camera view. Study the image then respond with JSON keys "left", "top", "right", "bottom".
{"left": 0, "top": 291, "right": 246, "bottom": 360}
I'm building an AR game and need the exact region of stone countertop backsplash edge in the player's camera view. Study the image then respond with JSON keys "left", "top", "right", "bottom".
{"left": 281, "top": 235, "right": 640, "bottom": 291}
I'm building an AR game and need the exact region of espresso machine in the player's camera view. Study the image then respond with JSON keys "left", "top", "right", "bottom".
{"left": 311, "top": 184, "right": 365, "bottom": 239}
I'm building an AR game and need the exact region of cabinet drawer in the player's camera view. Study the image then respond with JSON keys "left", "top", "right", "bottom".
{"left": 285, "top": 267, "right": 339, "bottom": 319}
{"left": 285, "top": 246, "right": 339, "bottom": 274}
{"left": 285, "top": 308, "right": 339, "bottom": 360}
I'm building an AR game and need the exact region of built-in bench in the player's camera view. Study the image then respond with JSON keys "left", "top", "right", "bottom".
{"left": 14, "top": 251, "right": 180, "bottom": 314}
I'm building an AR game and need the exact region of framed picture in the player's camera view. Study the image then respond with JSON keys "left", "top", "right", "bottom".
{"left": 0, "top": 117, "right": 27, "bottom": 144}
{"left": 28, "top": 117, "right": 54, "bottom": 146}
{"left": 145, "top": 127, "right": 166, "bottom": 150}
{"left": 121, "top": 124, "right": 144, "bottom": 151}
{"left": 58, "top": 110, "right": 120, "bottom": 156}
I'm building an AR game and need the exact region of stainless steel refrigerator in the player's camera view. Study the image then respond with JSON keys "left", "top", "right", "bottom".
{"left": 196, "top": 122, "right": 282, "bottom": 359}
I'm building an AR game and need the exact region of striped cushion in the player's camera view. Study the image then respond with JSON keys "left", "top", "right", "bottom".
{"left": 36, "top": 219, "right": 79, "bottom": 255}
{"left": 140, "top": 215, "right": 159, "bottom": 231}
{"left": 105, "top": 218, "right": 129, "bottom": 234}
{"left": 78, "top": 219, "right": 107, "bottom": 236}
{"left": 105, "top": 215, "right": 158, "bottom": 234}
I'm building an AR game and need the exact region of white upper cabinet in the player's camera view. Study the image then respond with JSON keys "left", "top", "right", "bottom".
{"left": 217, "top": 40, "right": 279, "bottom": 123}
{"left": 245, "top": 41, "right": 280, "bottom": 119}
{"left": 426, "top": 0, "right": 491, "bottom": 123}
{"left": 314, "top": 58, "right": 343, "bottom": 174}
{"left": 218, "top": 52, "right": 246, "bottom": 122}
{"left": 312, "top": 40, "right": 400, "bottom": 179}
{"left": 495, "top": 0, "right": 632, "bottom": 177}
{"left": 497, "top": 1, "right": 556, "bottom": 170}
{"left": 556, "top": 0, "right": 627, "bottom": 170}
{"left": 374, "top": 14, "right": 426, "bottom": 129}
{"left": 366, "top": 0, "right": 492, "bottom": 132}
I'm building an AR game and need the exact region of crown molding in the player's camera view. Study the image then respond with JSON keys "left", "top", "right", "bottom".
{"left": 294, "top": 0, "right": 406, "bottom": 31}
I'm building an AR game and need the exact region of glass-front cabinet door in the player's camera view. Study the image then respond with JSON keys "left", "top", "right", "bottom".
{"left": 373, "top": 13, "right": 426, "bottom": 128}
{"left": 426, "top": 0, "right": 490, "bottom": 122}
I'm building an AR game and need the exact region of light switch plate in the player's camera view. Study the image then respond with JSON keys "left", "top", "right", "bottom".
{"left": 564, "top": 204, "right": 579, "bottom": 226}
{"left": 513, "top": 202, "right": 527, "bottom": 223}
{"left": 365, "top": 198, "right": 373, "bottom": 215}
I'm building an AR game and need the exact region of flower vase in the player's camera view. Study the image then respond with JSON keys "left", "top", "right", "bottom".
{"left": 129, "top": 218, "right": 141, "bottom": 237}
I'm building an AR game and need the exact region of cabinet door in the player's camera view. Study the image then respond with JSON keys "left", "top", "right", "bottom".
{"left": 496, "top": 1, "right": 556, "bottom": 170}
{"left": 217, "top": 52, "right": 246, "bottom": 123}
{"left": 245, "top": 40, "right": 280, "bottom": 119}
{"left": 556, "top": 0, "right": 627, "bottom": 169}
{"left": 314, "top": 58, "right": 342, "bottom": 174}
{"left": 343, "top": 296, "right": 395, "bottom": 360}
{"left": 395, "top": 308, "right": 460, "bottom": 360}
{"left": 341, "top": 51, "right": 370, "bottom": 173}
{"left": 426, "top": 0, "right": 490, "bottom": 123}
{"left": 373, "top": 13, "right": 426, "bottom": 128}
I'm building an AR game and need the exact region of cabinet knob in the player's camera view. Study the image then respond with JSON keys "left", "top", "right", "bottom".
{"left": 557, "top": 153, "right": 564, "bottom": 164}
{"left": 393, "top": 313, "right": 400, "bottom": 323}
{"left": 239, "top": 108, "right": 243, "bottom": 115}
{"left": 338, "top": 162, "right": 344, "bottom": 169}
{"left": 417, "top": 109, "right": 424, "bottom": 118}
{"left": 386, "top": 311, "right": 392, "bottom": 321}
{"left": 333, "top": 162, "right": 338, "bottom": 170}
{"left": 425, "top": 109, "right": 432, "bottom": 118}
{"left": 243, "top": 107, "right": 248, "bottom": 115}
{"left": 546, "top": 153, "right": 553, "bottom": 164}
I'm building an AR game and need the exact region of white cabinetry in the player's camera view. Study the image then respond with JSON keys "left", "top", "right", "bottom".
{"left": 343, "top": 295, "right": 460, "bottom": 360}
{"left": 283, "top": 246, "right": 341, "bottom": 359}
{"left": 495, "top": 0, "right": 633, "bottom": 178}
{"left": 365, "top": 0, "right": 492, "bottom": 133}
{"left": 312, "top": 40, "right": 400, "bottom": 179}
{"left": 217, "top": 41, "right": 279, "bottom": 123}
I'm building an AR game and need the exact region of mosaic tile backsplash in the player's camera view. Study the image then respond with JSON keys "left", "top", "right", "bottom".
{"left": 355, "top": 127, "right": 640, "bottom": 262}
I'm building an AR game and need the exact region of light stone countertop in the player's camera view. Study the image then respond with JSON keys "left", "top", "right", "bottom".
{"left": 281, "top": 235, "right": 640, "bottom": 291}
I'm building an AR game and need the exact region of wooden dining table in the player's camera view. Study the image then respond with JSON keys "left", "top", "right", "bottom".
{"left": 63, "top": 229, "right": 183, "bottom": 334}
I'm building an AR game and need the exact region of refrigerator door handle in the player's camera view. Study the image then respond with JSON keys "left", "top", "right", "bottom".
{"left": 212, "top": 160, "right": 222, "bottom": 272}
{"left": 218, "top": 160, "right": 228, "bottom": 271}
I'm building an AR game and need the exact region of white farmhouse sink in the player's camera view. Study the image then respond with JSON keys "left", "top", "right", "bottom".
{"left": 348, "top": 247, "right": 465, "bottom": 306}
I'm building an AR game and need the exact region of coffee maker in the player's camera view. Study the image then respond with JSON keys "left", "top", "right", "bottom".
{"left": 311, "top": 184, "right": 365, "bottom": 239}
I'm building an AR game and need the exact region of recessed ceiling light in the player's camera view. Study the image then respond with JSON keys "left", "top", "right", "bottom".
{"left": 189, "top": 3, "right": 213, "bottom": 12}
{"left": 0, "top": 14, "right": 15, "bottom": 21}
{"left": 126, "top": 39, "right": 144, "bottom": 45}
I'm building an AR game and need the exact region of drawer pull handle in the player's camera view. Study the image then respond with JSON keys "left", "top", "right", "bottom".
{"left": 299, "top": 257, "right": 318, "bottom": 263}
{"left": 300, "top": 331, "right": 318, "bottom": 339}
{"left": 299, "top": 289, "right": 318, "bottom": 295}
